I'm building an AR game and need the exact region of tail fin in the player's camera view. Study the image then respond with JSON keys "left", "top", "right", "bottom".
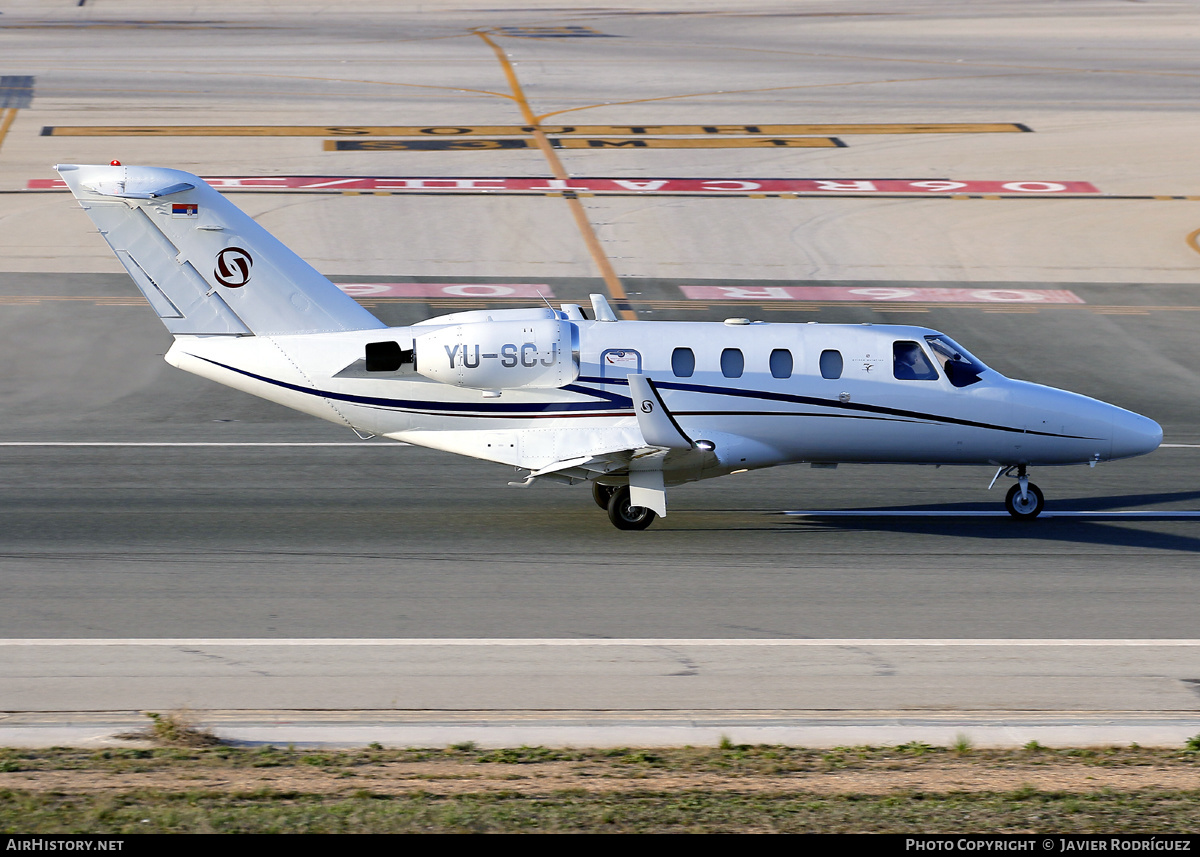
{"left": 57, "top": 164, "right": 385, "bottom": 336}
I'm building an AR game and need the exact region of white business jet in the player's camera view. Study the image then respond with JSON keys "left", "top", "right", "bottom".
{"left": 57, "top": 164, "right": 1162, "bottom": 529}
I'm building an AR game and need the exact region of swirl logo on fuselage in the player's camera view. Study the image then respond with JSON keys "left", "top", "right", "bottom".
{"left": 214, "top": 247, "right": 253, "bottom": 288}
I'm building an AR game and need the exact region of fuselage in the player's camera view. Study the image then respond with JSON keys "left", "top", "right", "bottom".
{"left": 165, "top": 310, "right": 1162, "bottom": 483}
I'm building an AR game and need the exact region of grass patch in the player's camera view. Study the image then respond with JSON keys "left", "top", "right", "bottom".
{"left": 137, "top": 712, "right": 222, "bottom": 748}
{"left": 0, "top": 788, "right": 1198, "bottom": 833}
{"left": 0, "top": 743, "right": 1198, "bottom": 833}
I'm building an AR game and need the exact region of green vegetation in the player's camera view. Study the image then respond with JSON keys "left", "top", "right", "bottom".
{"left": 1, "top": 788, "right": 1199, "bottom": 834}
{"left": 0, "top": 743, "right": 1197, "bottom": 833}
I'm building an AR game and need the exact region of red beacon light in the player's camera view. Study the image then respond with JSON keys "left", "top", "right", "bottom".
{"left": 110, "top": 160, "right": 121, "bottom": 166}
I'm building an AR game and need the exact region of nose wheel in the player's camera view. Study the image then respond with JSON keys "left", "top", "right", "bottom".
{"left": 1004, "top": 478, "right": 1044, "bottom": 519}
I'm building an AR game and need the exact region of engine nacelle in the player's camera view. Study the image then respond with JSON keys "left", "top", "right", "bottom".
{"left": 414, "top": 318, "right": 578, "bottom": 390}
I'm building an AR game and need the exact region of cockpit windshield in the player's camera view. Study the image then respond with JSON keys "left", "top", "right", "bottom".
{"left": 924, "top": 334, "right": 988, "bottom": 388}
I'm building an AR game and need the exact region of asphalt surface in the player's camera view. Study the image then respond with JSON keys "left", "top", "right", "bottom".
{"left": 0, "top": 1, "right": 1198, "bottom": 743}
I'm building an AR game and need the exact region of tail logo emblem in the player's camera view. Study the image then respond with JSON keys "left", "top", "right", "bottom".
{"left": 214, "top": 247, "right": 253, "bottom": 288}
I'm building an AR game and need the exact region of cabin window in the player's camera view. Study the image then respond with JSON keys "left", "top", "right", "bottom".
{"left": 769, "top": 349, "right": 793, "bottom": 379}
{"left": 671, "top": 347, "right": 695, "bottom": 378}
{"left": 720, "top": 348, "right": 744, "bottom": 378}
{"left": 893, "top": 341, "right": 939, "bottom": 381}
{"left": 819, "top": 349, "right": 843, "bottom": 380}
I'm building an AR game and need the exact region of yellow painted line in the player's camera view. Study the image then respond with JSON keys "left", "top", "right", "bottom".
{"left": 475, "top": 31, "right": 636, "bottom": 320}
{"left": 0, "top": 108, "right": 18, "bottom": 152}
{"left": 1187, "top": 227, "right": 1200, "bottom": 258}
{"left": 41, "top": 122, "right": 1028, "bottom": 137}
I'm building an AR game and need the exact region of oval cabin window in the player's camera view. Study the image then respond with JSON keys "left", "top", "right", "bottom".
{"left": 819, "top": 349, "right": 843, "bottom": 380}
{"left": 672, "top": 347, "right": 695, "bottom": 378}
{"left": 721, "top": 348, "right": 744, "bottom": 378}
{"left": 769, "top": 349, "right": 793, "bottom": 379}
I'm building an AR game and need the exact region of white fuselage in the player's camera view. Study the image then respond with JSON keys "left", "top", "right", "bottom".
{"left": 165, "top": 314, "right": 1162, "bottom": 484}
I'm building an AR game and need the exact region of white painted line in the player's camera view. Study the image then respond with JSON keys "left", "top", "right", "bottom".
{"left": 783, "top": 510, "right": 1200, "bottom": 518}
{"left": 0, "top": 442, "right": 399, "bottom": 447}
{"left": 2, "top": 638, "right": 1199, "bottom": 647}
{"left": 1160, "top": 443, "right": 1200, "bottom": 448}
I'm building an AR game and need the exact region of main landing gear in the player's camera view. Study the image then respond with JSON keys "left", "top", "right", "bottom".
{"left": 999, "top": 464, "right": 1045, "bottom": 519}
{"left": 595, "top": 484, "right": 657, "bottom": 531}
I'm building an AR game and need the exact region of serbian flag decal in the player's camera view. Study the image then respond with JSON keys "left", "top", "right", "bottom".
{"left": 172, "top": 202, "right": 199, "bottom": 217}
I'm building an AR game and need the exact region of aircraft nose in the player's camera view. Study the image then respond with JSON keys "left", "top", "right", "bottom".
{"left": 1110, "top": 408, "right": 1162, "bottom": 460}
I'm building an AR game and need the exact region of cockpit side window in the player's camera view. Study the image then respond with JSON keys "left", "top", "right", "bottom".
{"left": 924, "top": 334, "right": 986, "bottom": 388}
{"left": 893, "top": 341, "right": 939, "bottom": 381}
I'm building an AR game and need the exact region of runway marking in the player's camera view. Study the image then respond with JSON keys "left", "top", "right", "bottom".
{"left": 1186, "top": 226, "right": 1200, "bottom": 259}
{"left": 783, "top": 510, "right": 1200, "bottom": 519}
{"left": 475, "top": 30, "right": 636, "bottom": 321}
{"left": 491, "top": 25, "right": 613, "bottom": 39}
{"left": 0, "top": 75, "right": 34, "bottom": 108}
{"left": 0, "top": 73, "right": 29, "bottom": 154}
{"left": 328, "top": 137, "right": 844, "bottom": 151}
{"left": 681, "top": 286, "right": 1084, "bottom": 304}
{"left": 337, "top": 283, "right": 553, "bottom": 299}
{"left": 1160, "top": 443, "right": 1200, "bottom": 448}
{"left": 0, "top": 109, "right": 18, "bottom": 153}
{"left": 39, "top": 123, "right": 1031, "bottom": 137}
{"left": 2, "top": 638, "right": 1199, "bottom": 647}
{"left": 6, "top": 296, "right": 1200, "bottom": 314}
{"left": 28, "top": 176, "right": 1102, "bottom": 195}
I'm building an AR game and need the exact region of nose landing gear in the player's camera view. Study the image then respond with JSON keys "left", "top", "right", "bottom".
{"left": 995, "top": 465, "right": 1045, "bottom": 519}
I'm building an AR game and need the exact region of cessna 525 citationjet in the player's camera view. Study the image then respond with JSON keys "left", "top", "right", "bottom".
{"left": 57, "top": 163, "right": 1162, "bottom": 529}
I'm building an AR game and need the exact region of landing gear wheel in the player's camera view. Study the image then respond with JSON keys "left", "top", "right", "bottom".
{"left": 592, "top": 481, "right": 618, "bottom": 510}
{"left": 606, "top": 485, "right": 657, "bottom": 531}
{"left": 1005, "top": 482, "right": 1045, "bottom": 519}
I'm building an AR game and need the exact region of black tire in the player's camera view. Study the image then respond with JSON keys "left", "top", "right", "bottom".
{"left": 606, "top": 485, "right": 657, "bottom": 530}
{"left": 1004, "top": 482, "right": 1045, "bottom": 519}
{"left": 591, "top": 481, "right": 618, "bottom": 510}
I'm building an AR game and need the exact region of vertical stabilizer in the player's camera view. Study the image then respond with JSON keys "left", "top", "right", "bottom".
{"left": 57, "top": 164, "right": 386, "bottom": 336}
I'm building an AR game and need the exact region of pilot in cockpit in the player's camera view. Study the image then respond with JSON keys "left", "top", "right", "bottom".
{"left": 893, "top": 341, "right": 939, "bottom": 381}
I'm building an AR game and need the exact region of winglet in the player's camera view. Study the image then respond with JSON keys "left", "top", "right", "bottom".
{"left": 627, "top": 374, "right": 692, "bottom": 450}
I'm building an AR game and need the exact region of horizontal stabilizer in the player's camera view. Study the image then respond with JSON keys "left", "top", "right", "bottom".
{"left": 57, "top": 164, "right": 386, "bottom": 336}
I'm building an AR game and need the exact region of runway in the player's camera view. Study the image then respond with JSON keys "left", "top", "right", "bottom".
{"left": 0, "top": 0, "right": 1199, "bottom": 746}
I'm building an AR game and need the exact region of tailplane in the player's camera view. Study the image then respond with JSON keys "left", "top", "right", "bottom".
{"left": 57, "top": 164, "right": 385, "bottom": 335}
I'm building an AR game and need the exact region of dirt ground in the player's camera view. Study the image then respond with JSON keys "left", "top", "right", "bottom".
{"left": 3, "top": 754, "right": 1198, "bottom": 796}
